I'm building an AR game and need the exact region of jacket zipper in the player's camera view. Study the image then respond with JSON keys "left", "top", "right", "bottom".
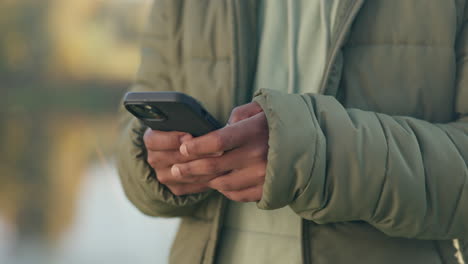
{"left": 203, "top": 1, "right": 238, "bottom": 263}
{"left": 232, "top": 0, "right": 243, "bottom": 106}
{"left": 302, "top": 0, "right": 365, "bottom": 263}
{"left": 318, "top": 0, "right": 365, "bottom": 94}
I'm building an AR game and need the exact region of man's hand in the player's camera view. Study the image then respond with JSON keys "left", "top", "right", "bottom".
{"left": 143, "top": 129, "right": 216, "bottom": 196}
{"left": 172, "top": 102, "right": 268, "bottom": 202}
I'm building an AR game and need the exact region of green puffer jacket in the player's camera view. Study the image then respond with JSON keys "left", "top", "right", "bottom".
{"left": 117, "top": 0, "right": 468, "bottom": 263}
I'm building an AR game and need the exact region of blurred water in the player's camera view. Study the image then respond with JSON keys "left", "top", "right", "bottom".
{"left": 0, "top": 215, "right": 15, "bottom": 264}
{"left": 1, "top": 163, "right": 180, "bottom": 264}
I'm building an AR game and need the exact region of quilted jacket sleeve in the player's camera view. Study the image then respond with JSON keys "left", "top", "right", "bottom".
{"left": 253, "top": 17, "right": 468, "bottom": 241}
{"left": 117, "top": 1, "right": 212, "bottom": 218}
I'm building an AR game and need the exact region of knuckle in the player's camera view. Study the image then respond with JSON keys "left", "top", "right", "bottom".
{"left": 203, "top": 159, "right": 219, "bottom": 173}
{"left": 143, "top": 130, "right": 153, "bottom": 147}
{"left": 219, "top": 181, "right": 233, "bottom": 191}
{"left": 147, "top": 152, "right": 166, "bottom": 168}
{"left": 173, "top": 155, "right": 183, "bottom": 164}
{"left": 231, "top": 107, "right": 244, "bottom": 121}
{"left": 256, "top": 163, "right": 267, "bottom": 178}
{"left": 146, "top": 154, "right": 156, "bottom": 167}
{"left": 152, "top": 151, "right": 164, "bottom": 161}
{"left": 176, "top": 167, "right": 197, "bottom": 183}
{"left": 177, "top": 165, "right": 191, "bottom": 178}
{"left": 212, "top": 133, "right": 225, "bottom": 151}
{"left": 156, "top": 173, "right": 169, "bottom": 184}
{"left": 231, "top": 106, "right": 242, "bottom": 114}
{"left": 215, "top": 179, "right": 232, "bottom": 191}
{"left": 157, "top": 152, "right": 174, "bottom": 165}
{"left": 251, "top": 145, "right": 267, "bottom": 159}
{"left": 226, "top": 192, "right": 241, "bottom": 202}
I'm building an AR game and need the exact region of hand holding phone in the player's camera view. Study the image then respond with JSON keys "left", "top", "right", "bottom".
{"left": 124, "top": 91, "right": 223, "bottom": 195}
{"left": 124, "top": 92, "right": 268, "bottom": 201}
{"left": 143, "top": 129, "right": 214, "bottom": 195}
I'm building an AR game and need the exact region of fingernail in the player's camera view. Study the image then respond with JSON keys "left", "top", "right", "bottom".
{"left": 180, "top": 144, "right": 189, "bottom": 156}
{"left": 171, "top": 165, "right": 181, "bottom": 177}
{"left": 209, "top": 151, "right": 224, "bottom": 157}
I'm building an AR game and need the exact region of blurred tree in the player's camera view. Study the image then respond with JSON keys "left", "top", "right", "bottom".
{"left": 0, "top": 0, "right": 51, "bottom": 80}
{"left": 47, "top": 0, "right": 150, "bottom": 81}
{"left": 0, "top": 0, "right": 51, "bottom": 242}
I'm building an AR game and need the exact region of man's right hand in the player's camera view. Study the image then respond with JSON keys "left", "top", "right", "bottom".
{"left": 143, "top": 128, "right": 221, "bottom": 196}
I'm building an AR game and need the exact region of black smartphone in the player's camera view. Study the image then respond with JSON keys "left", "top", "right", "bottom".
{"left": 123, "top": 92, "right": 222, "bottom": 137}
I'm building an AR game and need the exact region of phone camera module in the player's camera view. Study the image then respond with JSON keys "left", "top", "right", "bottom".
{"left": 130, "top": 104, "right": 167, "bottom": 121}
{"left": 146, "top": 105, "right": 167, "bottom": 121}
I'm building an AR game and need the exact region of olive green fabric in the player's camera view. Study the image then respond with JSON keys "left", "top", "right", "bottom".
{"left": 117, "top": 0, "right": 468, "bottom": 263}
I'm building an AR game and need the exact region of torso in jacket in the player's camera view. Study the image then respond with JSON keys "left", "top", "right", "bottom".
{"left": 216, "top": 1, "right": 340, "bottom": 263}
{"left": 117, "top": 0, "right": 468, "bottom": 263}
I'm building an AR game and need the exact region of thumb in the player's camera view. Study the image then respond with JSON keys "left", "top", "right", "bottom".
{"left": 228, "top": 102, "right": 263, "bottom": 124}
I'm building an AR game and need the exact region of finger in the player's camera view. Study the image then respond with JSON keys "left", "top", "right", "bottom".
{"left": 171, "top": 158, "right": 230, "bottom": 182}
{"left": 157, "top": 164, "right": 225, "bottom": 185}
{"left": 180, "top": 113, "right": 266, "bottom": 156}
{"left": 156, "top": 168, "right": 216, "bottom": 185}
{"left": 144, "top": 129, "right": 191, "bottom": 151}
{"left": 220, "top": 185, "right": 263, "bottom": 202}
{"left": 173, "top": 145, "right": 266, "bottom": 178}
{"left": 147, "top": 150, "right": 193, "bottom": 169}
{"left": 207, "top": 163, "right": 265, "bottom": 192}
{"left": 165, "top": 183, "right": 210, "bottom": 196}
{"left": 148, "top": 149, "right": 226, "bottom": 170}
{"left": 228, "top": 102, "right": 263, "bottom": 124}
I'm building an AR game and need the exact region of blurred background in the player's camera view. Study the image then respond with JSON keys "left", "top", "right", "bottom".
{"left": 1, "top": 0, "right": 179, "bottom": 263}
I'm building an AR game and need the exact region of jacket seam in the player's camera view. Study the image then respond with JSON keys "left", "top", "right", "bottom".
{"left": 438, "top": 127, "right": 468, "bottom": 237}
{"left": 292, "top": 95, "right": 323, "bottom": 213}
{"left": 231, "top": 0, "right": 241, "bottom": 106}
{"left": 438, "top": 125, "right": 468, "bottom": 169}
{"left": 405, "top": 120, "right": 432, "bottom": 236}
{"left": 370, "top": 113, "right": 390, "bottom": 222}
{"left": 319, "top": 0, "right": 364, "bottom": 94}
